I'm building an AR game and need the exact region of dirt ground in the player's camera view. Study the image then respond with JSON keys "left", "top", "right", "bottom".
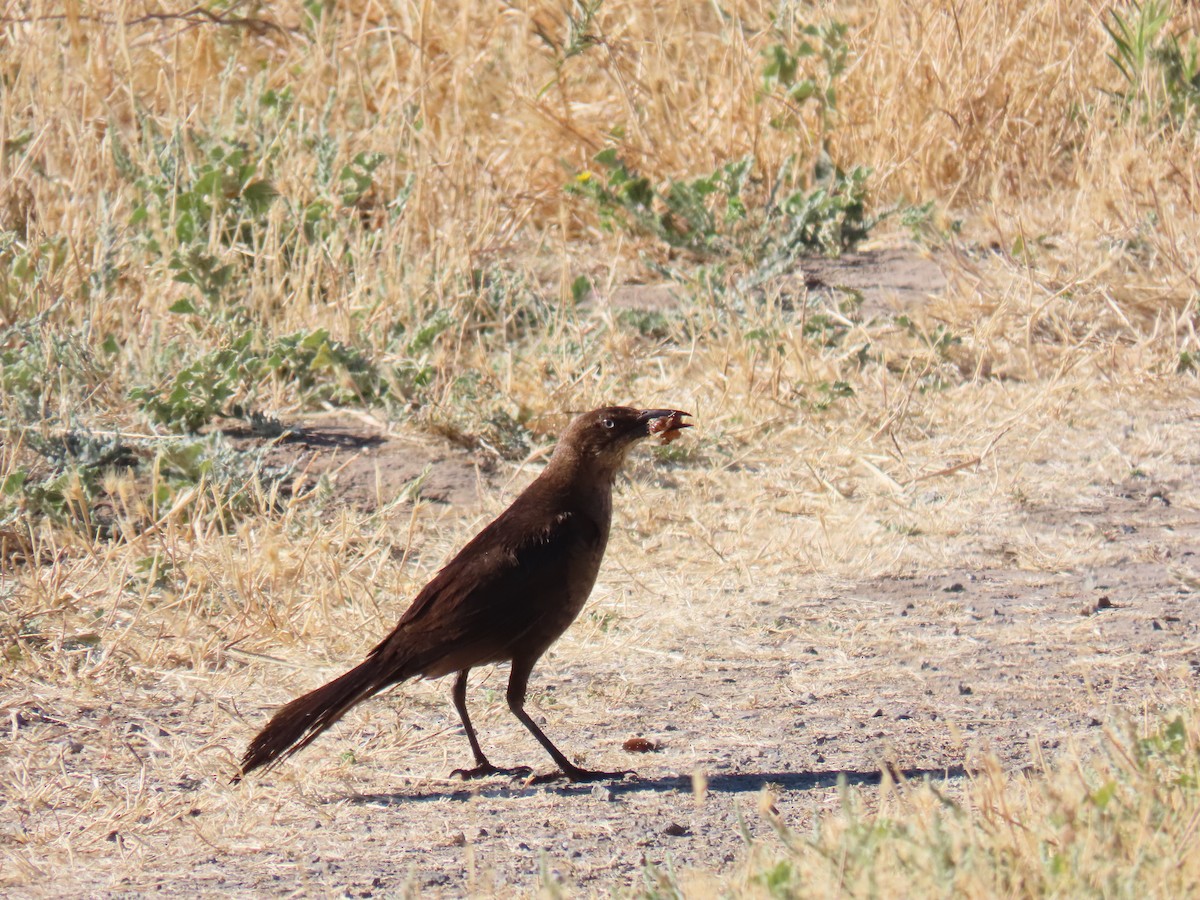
{"left": 4, "top": 252, "right": 1199, "bottom": 897}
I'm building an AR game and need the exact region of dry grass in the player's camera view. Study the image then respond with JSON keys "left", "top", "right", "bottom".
{"left": 2, "top": 0, "right": 1200, "bottom": 895}
{"left": 695, "top": 712, "right": 1200, "bottom": 898}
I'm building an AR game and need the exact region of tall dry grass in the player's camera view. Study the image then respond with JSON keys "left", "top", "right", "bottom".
{"left": 2, "top": 1, "right": 1196, "bottom": 327}
{"left": 0, "top": 3, "right": 1194, "bottom": 451}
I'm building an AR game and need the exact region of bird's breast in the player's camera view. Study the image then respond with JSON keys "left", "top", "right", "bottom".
{"left": 514, "top": 509, "right": 609, "bottom": 654}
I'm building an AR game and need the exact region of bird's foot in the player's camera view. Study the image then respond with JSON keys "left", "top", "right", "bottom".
{"left": 530, "top": 766, "right": 636, "bottom": 785}
{"left": 450, "top": 763, "right": 533, "bottom": 781}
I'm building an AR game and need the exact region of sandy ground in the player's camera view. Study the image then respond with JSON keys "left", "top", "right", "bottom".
{"left": 6, "top": 421, "right": 1198, "bottom": 896}
{"left": 3, "top": 253, "right": 1198, "bottom": 896}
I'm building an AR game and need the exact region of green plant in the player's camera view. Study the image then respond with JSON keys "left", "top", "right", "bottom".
{"left": 794, "top": 378, "right": 856, "bottom": 413}
{"left": 760, "top": 20, "right": 849, "bottom": 133}
{"left": 566, "top": 16, "right": 879, "bottom": 265}
{"left": 302, "top": 138, "right": 408, "bottom": 243}
{"left": 115, "top": 121, "right": 275, "bottom": 311}
{"left": 559, "top": 0, "right": 604, "bottom": 62}
{"left": 616, "top": 308, "right": 675, "bottom": 340}
{"left": 121, "top": 129, "right": 278, "bottom": 296}
{"left": 1104, "top": 1, "right": 1200, "bottom": 126}
{"left": 1, "top": 425, "right": 293, "bottom": 537}
{"left": 0, "top": 231, "right": 68, "bottom": 324}
{"left": 265, "top": 327, "right": 381, "bottom": 403}
{"left": 337, "top": 150, "right": 390, "bottom": 207}
{"left": 157, "top": 437, "right": 292, "bottom": 522}
{"left": 1104, "top": 2, "right": 1174, "bottom": 94}
{"left": 0, "top": 323, "right": 110, "bottom": 424}
{"left": 115, "top": 90, "right": 406, "bottom": 313}
{"left": 896, "top": 315, "right": 962, "bottom": 361}
{"left": 1, "top": 433, "right": 127, "bottom": 535}
{"left": 769, "top": 156, "right": 872, "bottom": 258}
{"left": 568, "top": 151, "right": 752, "bottom": 257}
{"left": 569, "top": 150, "right": 874, "bottom": 262}
{"left": 534, "top": 0, "right": 606, "bottom": 96}
{"left": 130, "top": 326, "right": 384, "bottom": 433}
{"left": 130, "top": 338, "right": 254, "bottom": 433}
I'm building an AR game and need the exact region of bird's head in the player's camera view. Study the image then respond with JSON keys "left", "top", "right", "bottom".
{"left": 553, "top": 406, "right": 693, "bottom": 475}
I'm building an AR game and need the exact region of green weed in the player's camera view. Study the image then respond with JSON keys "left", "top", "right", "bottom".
{"left": 0, "top": 231, "right": 69, "bottom": 323}
{"left": 130, "top": 325, "right": 383, "bottom": 433}
{"left": 616, "top": 308, "right": 676, "bottom": 340}
{"left": 1104, "top": 1, "right": 1200, "bottom": 126}
{"left": 535, "top": 0, "right": 606, "bottom": 97}
{"left": 569, "top": 150, "right": 874, "bottom": 261}
{"left": 2, "top": 427, "right": 290, "bottom": 537}
{"left": 897, "top": 315, "right": 962, "bottom": 360}
{"left": 0, "top": 323, "right": 111, "bottom": 424}
{"left": 759, "top": 20, "right": 849, "bottom": 134}
{"left": 115, "top": 86, "right": 407, "bottom": 316}
{"left": 567, "top": 17, "right": 877, "bottom": 264}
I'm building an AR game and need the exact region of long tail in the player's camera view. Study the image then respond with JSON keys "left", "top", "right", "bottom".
{"left": 239, "top": 655, "right": 399, "bottom": 777}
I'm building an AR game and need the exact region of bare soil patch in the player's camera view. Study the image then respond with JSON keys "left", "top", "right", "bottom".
{"left": 787, "top": 246, "right": 949, "bottom": 316}
{"left": 4, "top": 396, "right": 1197, "bottom": 896}
{"left": 606, "top": 246, "right": 948, "bottom": 320}
{"left": 224, "top": 413, "right": 498, "bottom": 510}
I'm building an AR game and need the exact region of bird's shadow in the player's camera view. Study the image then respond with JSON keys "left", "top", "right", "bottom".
{"left": 220, "top": 424, "right": 385, "bottom": 450}
{"left": 341, "top": 765, "right": 970, "bottom": 806}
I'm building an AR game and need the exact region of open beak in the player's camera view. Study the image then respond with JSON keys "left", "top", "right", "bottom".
{"left": 636, "top": 409, "right": 693, "bottom": 441}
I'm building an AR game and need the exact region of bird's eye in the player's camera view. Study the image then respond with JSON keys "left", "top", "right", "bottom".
{"left": 601, "top": 418, "right": 616, "bottom": 430}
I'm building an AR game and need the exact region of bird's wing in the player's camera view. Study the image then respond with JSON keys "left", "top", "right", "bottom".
{"left": 369, "top": 506, "right": 604, "bottom": 675}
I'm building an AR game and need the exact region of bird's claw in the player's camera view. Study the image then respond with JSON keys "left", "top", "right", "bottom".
{"left": 450, "top": 763, "right": 533, "bottom": 781}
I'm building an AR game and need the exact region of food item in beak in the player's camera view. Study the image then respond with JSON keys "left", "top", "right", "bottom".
{"left": 647, "top": 411, "right": 690, "bottom": 445}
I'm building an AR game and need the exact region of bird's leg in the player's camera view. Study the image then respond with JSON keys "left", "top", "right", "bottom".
{"left": 448, "top": 669, "right": 532, "bottom": 780}
{"left": 506, "top": 658, "right": 633, "bottom": 784}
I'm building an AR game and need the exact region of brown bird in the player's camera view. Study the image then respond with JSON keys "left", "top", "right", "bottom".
{"left": 239, "top": 406, "right": 691, "bottom": 783}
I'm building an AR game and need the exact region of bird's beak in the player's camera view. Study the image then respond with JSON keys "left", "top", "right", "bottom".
{"left": 635, "top": 409, "right": 693, "bottom": 438}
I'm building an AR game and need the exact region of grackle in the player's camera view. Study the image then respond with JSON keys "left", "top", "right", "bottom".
{"left": 239, "top": 406, "right": 691, "bottom": 783}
